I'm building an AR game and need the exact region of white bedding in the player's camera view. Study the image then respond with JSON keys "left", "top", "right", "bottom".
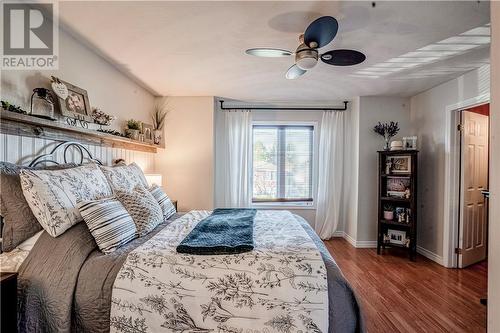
{"left": 0, "top": 231, "right": 43, "bottom": 272}
{"left": 110, "top": 210, "right": 328, "bottom": 333}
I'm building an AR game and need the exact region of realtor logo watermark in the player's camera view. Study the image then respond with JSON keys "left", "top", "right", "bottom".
{"left": 1, "top": 1, "right": 58, "bottom": 69}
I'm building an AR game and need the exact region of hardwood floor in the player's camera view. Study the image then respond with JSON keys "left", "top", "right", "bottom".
{"left": 324, "top": 238, "right": 487, "bottom": 333}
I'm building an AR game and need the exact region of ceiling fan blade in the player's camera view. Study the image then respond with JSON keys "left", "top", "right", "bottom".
{"left": 320, "top": 49, "right": 366, "bottom": 66}
{"left": 245, "top": 48, "right": 292, "bottom": 57}
{"left": 285, "top": 64, "right": 307, "bottom": 79}
{"left": 304, "top": 16, "right": 338, "bottom": 48}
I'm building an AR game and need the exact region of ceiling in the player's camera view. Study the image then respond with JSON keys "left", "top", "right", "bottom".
{"left": 59, "top": 1, "right": 491, "bottom": 102}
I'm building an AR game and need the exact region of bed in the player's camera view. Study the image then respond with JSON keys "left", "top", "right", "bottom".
{"left": 0, "top": 142, "right": 363, "bottom": 333}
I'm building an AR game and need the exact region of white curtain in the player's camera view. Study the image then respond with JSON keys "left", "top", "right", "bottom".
{"left": 315, "top": 111, "right": 346, "bottom": 239}
{"left": 220, "top": 110, "right": 252, "bottom": 208}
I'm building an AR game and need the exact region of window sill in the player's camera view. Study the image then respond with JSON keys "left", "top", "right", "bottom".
{"left": 251, "top": 202, "right": 315, "bottom": 210}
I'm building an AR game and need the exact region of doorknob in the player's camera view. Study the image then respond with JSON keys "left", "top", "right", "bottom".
{"left": 481, "top": 190, "right": 490, "bottom": 198}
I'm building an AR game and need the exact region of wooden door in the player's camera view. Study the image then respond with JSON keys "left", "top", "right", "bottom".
{"left": 459, "top": 111, "right": 489, "bottom": 268}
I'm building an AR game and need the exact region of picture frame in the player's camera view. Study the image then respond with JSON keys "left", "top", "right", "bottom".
{"left": 386, "top": 177, "right": 410, "bottom": 198}
{"left": 141, "top": 123, "right": 154, "bottom": 143}
{"left": 387, "top": 229, "right": 406, "bottom": 245}
{"left": 403, "top": 136, "right": 418, "bottom": 150}
{"left": 389, "top": 156, "right": 411, "bottom": 173}
{"left": 56, "top": 79, "right": 92, "bottom": 122}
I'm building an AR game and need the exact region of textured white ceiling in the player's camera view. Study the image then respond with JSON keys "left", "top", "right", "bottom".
{"left": 59, "top": 1, "right": 490, "bottom": 101}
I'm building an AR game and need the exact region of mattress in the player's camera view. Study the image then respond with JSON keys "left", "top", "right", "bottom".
{"left": 0, "top": 231, "right": 43, "bottom": 272}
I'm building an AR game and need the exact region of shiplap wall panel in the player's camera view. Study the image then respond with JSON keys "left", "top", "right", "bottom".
{"left": 0, "top": 135, "right": 155, "bottom": 172}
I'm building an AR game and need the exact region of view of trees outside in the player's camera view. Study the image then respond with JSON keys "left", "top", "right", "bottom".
{"left": 253, "top": 127, "right": 278, "bottom": 199}
{"left": 253, "top": 126, "right": 312, "bottom": 201}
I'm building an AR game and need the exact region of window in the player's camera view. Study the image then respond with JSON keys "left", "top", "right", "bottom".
{"left": 252, "top": 125, "right": 313, "bottom": 203}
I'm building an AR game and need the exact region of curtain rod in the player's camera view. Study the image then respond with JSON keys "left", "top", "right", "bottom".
{"left": 219, "top": 100, "right": 349, "bottom": 111}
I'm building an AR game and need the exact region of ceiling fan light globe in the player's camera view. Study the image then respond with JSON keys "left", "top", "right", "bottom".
{"left": 295, "top": 46, "right": 318, "bottom": 70}
{"left": 297, "top": 57, "right": 317, "bottom": 70}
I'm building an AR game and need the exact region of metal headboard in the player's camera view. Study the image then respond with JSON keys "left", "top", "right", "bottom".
{"left": 28, "top": 141, "right": 103, "bottom": 167}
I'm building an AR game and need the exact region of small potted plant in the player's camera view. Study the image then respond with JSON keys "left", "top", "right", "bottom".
{"left": 126, "top": 119, "right": 141, "bottom": 140}
{"left": 383, "top": 204, "right": 394, "bottom": 221}
{"left": 152, "top": 99, "right": 168, "bottom": 145}
{"left": 373, "top": 121, "right": 400, "bottom": 150}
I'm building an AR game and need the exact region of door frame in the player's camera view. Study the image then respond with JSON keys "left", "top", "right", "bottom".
{"left": 443, "top": 93, "right": 490, "bottom": 268}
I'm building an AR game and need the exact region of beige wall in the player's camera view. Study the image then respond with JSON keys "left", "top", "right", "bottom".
{"left": 356, "top": 96, "right": 412, "bottom": 242}
{"left": 0, "top": 26, "right": 155, "bottom": 133}
{"left": 488, "top": 1, "right": 500, "bottom": 329}
{"left": 155, "top": 97, "right": 215, "bottom": 211}
{"left": 344, "top": 97, "right": 360, "bottom": 241}
{"left": 0, "top": 23, "right": 156, "bottom": 171}
{"left": 409, "top": 66, "right": 490, "bottom": 258}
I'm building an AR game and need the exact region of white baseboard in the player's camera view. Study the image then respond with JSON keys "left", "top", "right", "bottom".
{"left": 338, "top": 232, "right": 377, "bottom": 248}
{"left": 343, "top": 232, "right": 357, "bottom": 247}
{"left": 332, "top": 231, "right": 344, "bottom": 237}
{"left": 354, "top": 240, "right": 377, "bottom": 248}
{"left": 417, "top": 246, "right": 445, "bottom": 266}
{"left": 332, "top": 232, "right": 445, "bottom": 265}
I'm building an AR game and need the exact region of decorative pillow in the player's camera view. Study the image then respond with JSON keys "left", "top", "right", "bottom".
{"left": 20, "top": 163, "right": 113, "bottom": 237}
{"left": 0, "top": 162, "right": 77, "bottom": 251}
{"left": 78, "top": 197, "right": 137, "bottom": 253}
{"left": 149, "top": 185, "right": 176, "bottom": 221}
{"left": 100, "top": 162, "right": 148, "bottom": 192}
{"left": 116, "top": 185, "right": 163, "bottom": 237}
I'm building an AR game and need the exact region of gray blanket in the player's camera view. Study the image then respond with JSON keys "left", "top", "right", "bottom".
{"left": 17, "top": 213, "right": 363, "bottom": 333}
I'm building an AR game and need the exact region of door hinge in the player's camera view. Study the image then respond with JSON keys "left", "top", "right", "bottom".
{"left": 457, "top": 124, "right": 463, "bottom": 131}
{"left": 455, "top": 247, "right": 463, "bottom": 254}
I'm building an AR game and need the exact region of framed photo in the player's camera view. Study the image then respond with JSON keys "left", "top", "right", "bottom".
{"left": 403, "top": 136, "right": 418, "bottom": 150}
{"left": 387, "top": 177, "right": 409, "bottom": 192}
{"left": 388, "top": 229, "right": 406, "bottom": 245}
{"left": 56, "top": 80, "right": 92, "bottom": 121}
{"left": 389, "top": 156, "right": 411, "bottom": 173}
{"left": 141, "top": 123, "right": 154, "bottom": 143}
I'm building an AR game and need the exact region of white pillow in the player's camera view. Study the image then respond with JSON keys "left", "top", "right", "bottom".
{"left": 149, "top": 185, "right": 176, "bottom": 221}
{"left": 100, "top": 162, "right": 148, "bottom": 192}
{"left": 78, "top": 197, "right": 137, "bottom": 253}
{"left": 20, "top": 163, "right": 112, "bottom": 237}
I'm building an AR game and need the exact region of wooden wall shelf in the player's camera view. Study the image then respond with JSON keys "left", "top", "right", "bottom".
{"left": 0, "top": 111, "right": 163, "bottom": 153}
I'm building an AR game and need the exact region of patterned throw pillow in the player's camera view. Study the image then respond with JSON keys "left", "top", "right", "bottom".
{"left": 0, "top": 162, "right": 77, "bottom": 252}
{"left": 20, "top": 163, "right": 113, "bottom": 237}
{"left": 100, "top": 163, "right": 148, "bottom": 192}
{"left": 149, "top": 185, "right": 176, "bottom": 221}
{"left": 116, "top": 185, "right": 163, "bottom": 236}
{"left": 78, "top": 197, "right": 137, "bottom": 253}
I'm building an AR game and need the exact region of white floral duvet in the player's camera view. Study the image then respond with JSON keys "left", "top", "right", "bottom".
{"left": 110, "top": 210, "right": 328, "bottom": 333}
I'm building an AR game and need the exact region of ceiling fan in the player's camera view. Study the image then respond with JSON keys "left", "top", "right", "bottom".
{"left": 246, "top": 16, "right": 366, "bottom": 79}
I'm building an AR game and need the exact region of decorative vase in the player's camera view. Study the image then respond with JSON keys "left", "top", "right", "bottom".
{"left": 384, "top": 136, "right": 391, "bottom": 151}
{"left": 126, "top": 129, "right": 140, "bottom": 140}
{"left": 383, "top": 211, "right": 394, "bottom": 221}
{"left": 153, "top": 129, "right": 162, "bottom": 145}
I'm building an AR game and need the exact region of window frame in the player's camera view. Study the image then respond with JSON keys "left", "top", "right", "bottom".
{"left": 250, "top": 121, "right": 317, "bottom": 209}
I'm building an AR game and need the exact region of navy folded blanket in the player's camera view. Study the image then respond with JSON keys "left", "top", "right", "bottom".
{"left": 176, "top": 208, "right": 257, "bottom": 255}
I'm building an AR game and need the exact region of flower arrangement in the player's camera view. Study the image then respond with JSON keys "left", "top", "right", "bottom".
{"left": 373, "top": 121, "right": 399, "bottom": 150}
{"left": 91, "top": 108, "right": 115, "bottom": 126}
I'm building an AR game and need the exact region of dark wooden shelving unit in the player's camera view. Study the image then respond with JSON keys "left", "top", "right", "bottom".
{"left": 377, "top": 150, "right": 418, "bottom": 261}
